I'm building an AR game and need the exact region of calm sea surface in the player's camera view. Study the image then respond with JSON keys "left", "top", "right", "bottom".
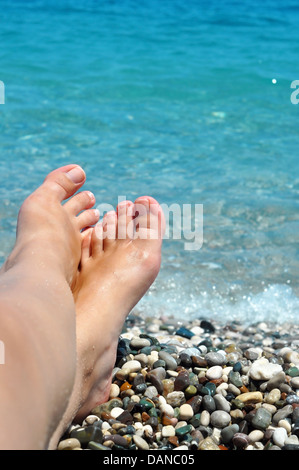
{"left": 1, "top": 0, "right": 299, "bottom": 323}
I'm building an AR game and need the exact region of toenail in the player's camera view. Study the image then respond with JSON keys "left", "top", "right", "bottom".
{"left": 87, "top": 191, "right": 95, "bottom": 201}
{"left": 67, "top": 166, "right": 85, "bottom": 184}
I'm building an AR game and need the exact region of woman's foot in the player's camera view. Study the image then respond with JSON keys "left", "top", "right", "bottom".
{"left": 0, "top": 164, "right": 100, "bottom": 449}
{"left": 2, "top": 164, "right": 99, "bottom": 286}
{"left": 72, "top": 196, "right": 165, "bottom": 421}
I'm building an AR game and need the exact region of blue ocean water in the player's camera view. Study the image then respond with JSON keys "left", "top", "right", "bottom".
{"left": 0, "top": 0, "right": 299, "bottom": 324}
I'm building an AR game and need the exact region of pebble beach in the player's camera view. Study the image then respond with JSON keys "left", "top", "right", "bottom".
{"left": 57, "top": 314, "right": 299, "bottom": 451}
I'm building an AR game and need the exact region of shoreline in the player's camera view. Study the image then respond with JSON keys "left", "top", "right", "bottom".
{"left": 57, "top": 314, "right": 299, "bottom": 451}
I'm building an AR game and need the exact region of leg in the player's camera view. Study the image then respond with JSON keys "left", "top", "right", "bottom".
{"left": 50, "top": 196, "right": 164, "bottom": 444}
{"left": 0, "top": 165, "right": 99, "bottom": 449}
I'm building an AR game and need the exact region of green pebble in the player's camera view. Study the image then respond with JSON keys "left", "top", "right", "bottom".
{"left": 88, "top": 441, "right": 111, "bottom": 450}
{"left": 175, "top": 424, "right": 193, "bottom": 437}
{"left": 153, "top": 359, "right": 166, "bottom": 368}
{"left": 189, "top": 372, "right": 199, "bottom": 385}
{"left": 189, "top": 413, "right": 201, "bottom": 428}
{"left": 71, "top": 426, "right": 103, "bottom": 445}
{"left": 149, "top": 407, "right": 158, "bottom": 417}
{"left": 229, "top": 370, "right": 243, "bottom": 387}
{"left": 286, "top": 367, "right": 299, "bottom": 377}
{"left": 139, "top": 398, "right": 155, "bottom": 410}
{"left": 184, "top": 385, "right": 197, "bottom": 398}
{"left": 201, "top": 382, "right": 216, "bottom": 396}
{"left": 231, "top": 398, "right": 245, "bottom": 409}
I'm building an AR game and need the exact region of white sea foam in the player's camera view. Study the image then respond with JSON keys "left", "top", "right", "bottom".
{"left": 135, "top": 283, "right": 299, "bottom": 326}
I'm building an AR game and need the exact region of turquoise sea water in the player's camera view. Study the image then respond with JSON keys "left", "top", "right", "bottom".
{"left": 0, "top": 0, "right": 299, "bottom": 324}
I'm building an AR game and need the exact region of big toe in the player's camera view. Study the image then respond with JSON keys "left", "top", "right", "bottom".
{"left": 38, "top": 164, "right": 86, "bottom": 202}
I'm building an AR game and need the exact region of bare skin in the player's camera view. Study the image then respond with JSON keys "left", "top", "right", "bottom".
{"left": 0, "top": 165, "right": 100, "bottom": 449}
{"left": 49, "top": 197, "right": 165, "bottom": 446}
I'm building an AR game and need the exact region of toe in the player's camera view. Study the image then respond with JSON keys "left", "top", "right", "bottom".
{"left": 38, "top": 164, "right": 86, "bottom": 202}
{"left": 81, "top": 228, "right": 93, "bottom": 264}
{"left": 102, "top": 211, "right": 117, "bottom": 247}
{"left": 64, "top": 191, "right": 96, "bottom": 215}
{"left": 116, "top": 200, "right": 134, "bottom": 239}
{"left": 77, "top": 209, "right": 100, "bottom": 231}
{"left": 90, "top": 222, "right": 104, "bottom": 256}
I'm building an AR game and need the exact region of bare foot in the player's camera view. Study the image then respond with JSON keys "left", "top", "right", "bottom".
{"left": 0, "top": 164, "right": 101, "bottom": 449}
{"left": 2, "top": 164, "right": 100, "bottom": 286}
{"left": 71, "top": 196, "right": 165, "bottom": 421}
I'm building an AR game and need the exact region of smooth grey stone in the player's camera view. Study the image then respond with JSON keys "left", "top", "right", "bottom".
{"left": 210, "top": 410, "right": 231, "bottom": 428}
{"left": 158, "top": 350, "right": 178, "bottom": 370}
{"left": 181, "top": 347, "right": 203, "bottom": 358}
{"left": 214, "top": 394, "right": 231, "bottom": 413}
{"left": 202, "top": 395, "right": 216, "bottom": 413}
{"left": 272, "top": 405, "right": 293, "bottom": 426}
{"left": 251, "top": 407, "right": 272, "bottom": 430}
{"left": 221, "top": 424, "right": 239, "bottom": 444}
{"left": 130, "top": 337, "right": 151, "bottom": 349}
{"left": 266, "top": 371, "right": 286, "bottom": 391}
{"left": 205, "top": 352, "right": 227, "bottom": 366}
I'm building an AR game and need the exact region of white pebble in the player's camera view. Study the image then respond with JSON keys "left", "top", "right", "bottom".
{"left": 249, "top": 358, "right": 283, "bottom": 381}
{"left": 160, "top": 403, "right": 175, "bottom": 417}
{"left": 248, "top": 430, "right": 264, "bottom": 443}
{"left": 206, "top": 365, "right": 223, "bottom": 380}
{"left": 265, "top": 388, "right": 281, "bottom": 404}
{"left": 121, "top": 360, "right": 142, "bottom": 373}
{"left": 278, "top": 419, "right": 292, "bottom": 434}
{"left": 200, "top": 410, "right": 210, "bottom": 426}
{"left": 179, "top": 404, "right": 194, "bottom": 421}
{"left": 273, "top": 427, "right": 287, "bottom": 447}
{"left": 162, "top": 425, "right": 176, "bottom": 437}
{"left": 109, "top": 384, "right": 120, "bottom": 398}
{"left": 110, "top": 407, "right": 124, "bottom": 419}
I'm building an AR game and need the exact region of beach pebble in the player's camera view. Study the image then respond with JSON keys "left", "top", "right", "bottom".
{"left": 133, "top": 435, "right": 150, "bottom": 450}
{"left": 249, "top": 358, "right": 282, "bottom": 380}
{"left": 200, "top": 410, "right": 210, "bottom": 426}
{"left": 158, "top": 351, "right": 178, "bottom": 370}
{"left": 265, "top": 388, "right": 281, "bottom": 404}
{"left": 221, "top": 424, "right": 239, "bottom": 444}
{"left": 210, "top": 410, "right": 231, "bottom": 428}
{"left": 58, "top": 438, "right": 81, "bottom": 450}
{"left": 206, "top": 365, "right": 223, "bottom": 380}
{"left": 162, "top": 425, "right": 176, "bottom": 437}
{"left": 179, "top": 404, "right": 194, "bottom": 421}
{"left": 291, "top": 377, "right": 299, "bottom": 389}
{"left": 214, "top": 394, "right": 231, "bottom": 413}
{"left": 121, "top": 360, "right": 142, "bottom": 373}
{"left": 160, "top": 403, "right": 175, "bottom": 417}
{"left": 130, "top": 337, "right": 151, "bottom": 349}
{"left": 248, "top": 430, "right": 264, "bottom": 443}
{"left": 198, "top": 437, "right": 220, "bottom": 450}
{"left": 166, "top": 391, "right": 186, "bottom": 407}
{"left": 232, "top": 433, "right": 250, "bottom": 449}
{"left": 110, "top": 407, "right": 125, "bottom": 419}
{"left": 236, "top": 391, "right": 263, "bottom": 404}
{"left": 251, "top": 407, "right": 272, "bottom": 430}
{"left": 205, "top": 352, "right": 227, "bottom": 366}
{"left": 109, "top": 384, "right": 120, "bottom": 398}
{"left": 273, "top": 427, "right": 288, "bottom": 448}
